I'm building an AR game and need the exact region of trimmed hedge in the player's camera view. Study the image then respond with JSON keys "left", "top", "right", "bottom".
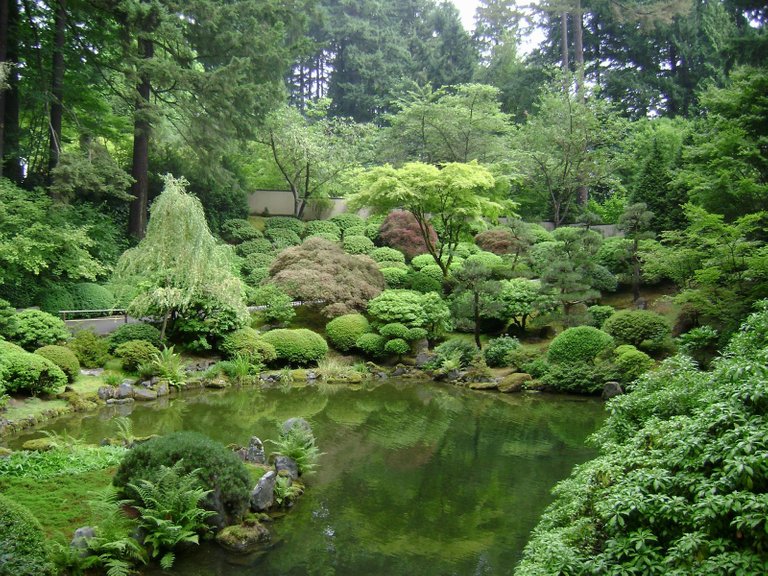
{"left": 330, "top": 213, "right": 365, "bottom": 231}
{"left": 380, "top": 267, "right": 409, "bottom": 288}
{"left": 342, "top": 235, "right": 375, "bottom": 255}
{"left": 265, "top": 228, "right": 302, "bottom": 246}
{"left": 236, "top": 238, "right": 275, "bottom": 257}
{"left": 113, "top": 339, "right": 160, "bottom": 372}
{"left": 34, "top": 345, "right": 80, "bottom": 383}
{"left": 108, "top": 323, "right": 162, "bottom": 351}
{"left": 0, "top": 494, "right": 55, "bottom": 576}
{"left": 369, "top": 247, "right": 406, "bottom": 264}
{"left": 356, "top": 333, "right": 386, "bottom": 357}
{"left": 261, "top": 328, "right": 328, "bottom": 365}
{"left": 66, "top": 329, "right": 109, "bottom": 368}
{"left": 71, "top": 282, "right": 115, "bottom": 312}
{"left": 219, "top": 327, "right": 277, "bottom": 363}
{"left": 113, "top": 431, "right": 251, "bottom": 528}
{"left": 303, "top": 220, "right": 341, "bottom": 240}
{"left": 38, "top": 284, "right": 75, "bottom": 315}
{"left": 379, "top": 322, "right": 409, "bottom": 339}
{"left": 603, "top": 310, "right": 671, "bottom": 350}
{"left": 588, "top": 305, "right": 616, "bottom": 328}
{"left": 220, "top": 218, "right": 262, "bottom": 244}
{"left": 0, "top": 341, "right": 67, "bottom": 395}
{"left": 548, "top": 326, "right": 614, "bottom": 364}
{"left": 264, "top": 216, "right": 304, "bottom": 236}
{"left": 5, "top": 310, "right": 70, "bottom": 351}
{"left": 384, "top": 338, "right": 410, "bottom": 356}
{"left": 325, "top": 314, "right": 371, "bottom": 352}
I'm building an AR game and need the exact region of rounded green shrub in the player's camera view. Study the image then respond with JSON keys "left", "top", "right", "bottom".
{"left": 612, "top": 345, "right": 654, "bottom": 384}
{"left": 331, "top": 213, "right": 365, "bottom": 231}
{"left": 237, "top": 238, "right": 274, "bottom": 257}
{"left": 303, "top": 220, "right": 341, "bottom": 240}
{"left": 0, "top": 343, "right": 67, "bottom": 395}
{"left": 464, "top": 251, "right": 504, "bottom": 268}
{"left": 265, "top": 228, "right": 302, "bottom": 246}
{"left": 483, "top": 335, "right": 520, "bottom": 368}
{"left": 433, "top": 338, "right": 477, "bottom": 368}
{"left": 384, "top": 338, "right": 410, "bottom": 356}
{"left": 220, "top": 219, "right": 262, "bottom": 244}
{"left": 264, "top": 216, "right": 304, "bottom": 236}
{"left": 241, "top": 252, "right": 275, "bottom": 274}
{"left": 261, "top": 328, "right": 328, "bottom": 365}
{"left": 603, "top": 310, "right": 671, "bottom": 350}
{"left": 405, "top": 327, "right": 428, "bottom": 341}
{"left": 38, "top": 284, "right": 74, "bottom": 315}
{"left": 419, "top": 264, "right": 445, "bottom": 283}
{"left": 244, "top": 267, "right": 270, "bottom": 288}
{"left": 342, "top": 235, "right": 375, "bottom": 255}
{"left": 541, "top": 361, "right": 606, "bottom": 394}
{"left": 66, "top": 329, "right": 110, "bottom": 368}
{"left": 305, "top": 232, "right": 340, "bottom": 243}
{"left": 113, "top": 431, "right": 251, "bottom": 528}
{"left": 114, "top": 339, "right": 161, "bottom": 372}
{"left": 410, "top": 254, "right": 436, "bottom": 270}
{"left": 108, "top": 322, "right": 162, "bottom": 351}
{"left": 381, "top": 267, "right": 408, "bottom": 288}
{"left": 34, "top": 345, "right": 80, "bottom": 383}
{"left": 219, "top": 327, "right": 277, "bottom": 363}
{"left": 370, "top": 247, "right": 405, "bottom": 264}
{"left": 5, "top": 310, "right": 70, "bottom": 351}
{"left": 379, "top": 322, "right": 409, "bottom": 339}
{"left": 547, "top": 326, "right": 614, "bottom": 364}
{"left": 451, "top": 242, "right": 480, "bottom": 259}
{"left": 71, "top": 282, "right": 115, "bottom": 313}
{"left": 325, "top": 314, "right": 371, "bottom": 352}
{"left": 588, "top": 305, "right": 616, "bottom": 328}
{"left": 406, "top": 270, "right": 443, "bottom": 294}
{"left": 356, "top": 333, "right": 386, "bottom": 357}
{"left": 0, "top": 493, "right": 55, "bottom": 576}
{"left": 344, "top": 225, "right": 366, "bottom": 238}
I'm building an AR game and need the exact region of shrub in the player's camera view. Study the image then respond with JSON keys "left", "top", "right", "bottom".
{"left": 541, "top": 361, "right": 606, "bottom": 394}
{"left": 380, "top": 267, "right": 408, "bottom": 288}
{"left": 113, "top": 431, "right": 251, "bottom": 528}
{"left": 3, "top": 310, "right": 70, "bottom": 351}
{"left": 464, "top": 251, "right": 504, "bottom": 269}
{"left": 342, "top": 235, "right": 375, "bottom": 255}
{"left": 0, "top": 345, "right": 67, "bottom": 395}
{"left": 547, "top": 326, "right": 614, "bottom": 364}
{"left": 330, "top": 213, "right": 364, "bottom": 232}
{"left": 243, "top": 267, "right": 270, "bottom": 288}
{"left": 236, "top": 238, "right": 274, "bottom": 257}
{"left": 405, "top": 327, "right": 428, "bottom": 341}
{"left": 114, "top": 339, "right": 161, "bottom": 372}
{"left": 611, "top": 345, "right": 654, "bottom": 384}
{"left": 384, "top": 338, "right": 410, "bottom": 356}
{"left": 369, "top": 246, "right": 406, "bottom": 265}
{"left": 410, "top": 253, "right": 436, "bottom": 270}
{"left": 451, "top": 242, "right": 480, "bottom": 259}
{"left": 367, "top": 289, "right": 452, "bottom": 339}
{"left": 248, "top": 284, "right": 295, "bottom": 324}
{"left": 219, "top": 327, "right": 277, "bottom": 363}
{"left": 588, "top": 305, "right": 615, "bottom": 328}
{"left": 344, "top": 225, "right": 366, "bottom": 238}
{"left": 603, "top": 310, "right": 671, "bottom": 350}
{"left": 108, "top": 323, "right": 162, "bottom": 351}
{"left": 265, "top": 228, "right": 302, "bottom": 246}
{"left": 483, "top": 335, "right": 520, "bottom": 367}
{"left": 240, "top": 252, "right": 275, "bottom": 274}
{"left": 356, "top": 333, "right": 386, "bottom": 357}
{"left": 378, "top": 209, "right": 437, "bottom": 259}
{"left": 38, "top": 284, "right": 75, "bottom": 314}
{"left": 71, "top": 282, "right": 115, "bottom": 312}
{"left": 220, "top": 218, "right": 262, "bottom": 244}
{"left": 264, "top": 216, "right": 304, "bottom": 236}
{"left": 433, "top": 338, "right": 477, "bottom": 368}
{"left": 303, "top": 220, "right": 341, "bottom": 240}
{"left": 325, "top": 314, "right": 371, "bottom": 352}
{"left": 261, "top": 329, "right": 328, "bottom": 365}
{"left": 34, "top": 345, "right": 80, "bottom": 383}
{"left": 0, "top": 494, "right": 55, "bottom": 576}
{"left": 406, "top": 270, "right": 443, "bottom": 294}
{"left": 379, "top": 322, "right": 409, "bottom": 339}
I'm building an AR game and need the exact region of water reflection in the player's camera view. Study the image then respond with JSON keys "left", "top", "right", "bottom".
{"left": 6, "top": 381, "right": 604, "bottom": 576}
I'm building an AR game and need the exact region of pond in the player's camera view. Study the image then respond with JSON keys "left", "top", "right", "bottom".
{"left": 7, "top": 381, "right": 605, "bottom": 576}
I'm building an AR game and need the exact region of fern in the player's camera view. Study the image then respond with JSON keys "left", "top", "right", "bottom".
{"left": 267, "top": 423, "right": 322, "bottom": 475}
{"left": 151, "top": 345, "right": 187, "bottom": 388}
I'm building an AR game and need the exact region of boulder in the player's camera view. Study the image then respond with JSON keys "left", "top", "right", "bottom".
{"left": 115, "top": 381, "right": 134, "bottom": 399}
{"left": 204, "top": 377, "right": 229, "bottom": 389}
{"left": 97, "top": 386, "right": 115, "bottom": 401}
{"left": 133, "top": 387, "right": 158, "bottom": 401}
{"left": 602, "top": 381, "right": 624, "bottom": 400}
{"left": 415, "top": 351, "right": 435, "bottom": 368}
{"left": 216, "top": 522, "right": 270, "bottom": 553}
{"left": 498, "top": 372, "right": 532, "bottom": 393}
{"left": 250, "top": 470, "right": 277, "bottom": 512}
{"left": 70, "top": 526, "right": 96, "bottom": 557}
{"left": 281, "top": 417, "right": 312, "bottom": 437}
{"left": 468, "top": 381, "right": 499, "bottom": 391}
{"left": 21, "top": 437, "right": 56, "bottom": 451}
{"left": 274, "top": 455, "right": 299, "bottom": 480}
{"left": 155, "top": 382, "right": 169, "bottom": 397}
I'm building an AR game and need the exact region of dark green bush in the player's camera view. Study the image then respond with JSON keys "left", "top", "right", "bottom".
{"left": 114, "top": 339, "right": 161, "bottom": 372}
{"left": 325, "top": 314, "right": 371, "bottom": 352}
{"left": 369, "top": 247, "right": 406, "bottom": 264}
{"left": 384, "top": 338, "right": 410, "bottom": 356}
{"left": 355, "top": 333, "right": 386, "bottom": 357}
{"left": 303, "top": 220, "right": 341, "bottom": 240}
{"left": 464, "top": 251, "right": 504, "bottom": 269}
{"left": 611, "top": 344, "right": 654, "bottom": 384}
{"left": 66, "top": 329, "right": 110, "bottom": 368}
{"left": 305, "top": 231, "right": 339, "bottom": 243}
{"left": 243, "top": 267, "right": 270, "bottom": 288}
{"left": 379, "top": 322, "right": 409, "bottom": 339}
{"left": 236, "top": 238, "right": 274, "bottom": 257}
{"left": 0, "top": 343, "right": 67, "bottom": 395}
{"left": 433, "top": 338, "right": 477, "bottom": 369}
{"left": 547, "top": 326, "right": 614, "bottom": 364}
{"left": 0, "top": 493, "right": 55, "bottom": 576}
{"left": 265, "top": 228, "right": 302, "bottom": 246}
{"left": 264, "top": 216, "right": 304, "bottom": 236}
{"left": 71, "top": 282, "right": 115, "bottom": 312}
{"left": 108, "top": 323, "right": 162, "bottom": 352}
{"left": 113, "top": 431, "right": 251, "bottom": 528}
{"left": 406, "top": 270, "right": 443, "bottom": 294}
{"left": 3, "top": 310, "right": 70, "bottom": 351}
{"left": 344, "top": 225, "right": 366, "bottom": 238}
{"left": 603, "top": 310, "right": 671, "bottom": 350}
{"left": 587, "top": 305, "right": 615, "bottom": 328}
{"left": 342, "top": 235, "right": 375, "bottom": 255}
{"left": 38, "top": 284, "right": 74, "bottom": 314}
{"left": 261, "top": 328, "right": 328, "bottom": 365}
{"left": 541, "top": 361, "right": 607, "bottom": 394}
{"left": 405, "top": 327, "right": 428, "bottom": 341}
{"left": 330, "top": 213, "right": 364, "bottom": 232}
{"left": 248, "top": 284, "right": 296, "bottom": 324}
{"left": 380, "top": 267, "right": 408, "bottom": 288}
{"left": 220, "top": 218, "right": 262, "bottom": 244}
{"left": 34, "top": 345, "right": 80, "bottom": 383}
{"left": 219, "top": 327, "right": 277, "bottom": 363}
{"left": 483, "top": 335, "right": 520, "bottom": 367}
{"left": 240, "top": 252, "right": 275, "bottom": 274}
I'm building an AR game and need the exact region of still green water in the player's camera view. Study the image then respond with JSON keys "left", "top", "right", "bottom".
{"left": 12, "top": 381, "right": 605, "bottom": 576}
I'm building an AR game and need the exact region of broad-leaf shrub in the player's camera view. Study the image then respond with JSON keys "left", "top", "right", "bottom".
{"left": 325, "top": 314, "right": 371, "bottom": 352}
{"left": 603, "top": 309, "right": 671, "bottom": 351}
{"left": 547, "top": 326, "right": 614, "bottom": 364}
{"left": 380, "top": 267, "right": 408, "bottom": 288}
{"left": 540, "top": 362, "right": 607, "bottom": 394}
{"left": 610, "top": 344, "right": 654, "bottom": 384}
{"left": 39, "top": 284, "right": 75, "bottom": 314}
{"left": 248, "top": 284, "right": 295, "bottom": 324}
{"left": 34, "top": 345, "right": 80, "bottom": 383}
{"left": 261, "top": 328, "right": 328, "bottom": 365}
{"left": 330, "top": 213, "right": 365, "bottom": 232}
{"left": 114, "top": 431, "right": 251, "bottom": 529}
{"left": 432, "top": 338, "right": 477, "bottom": 369}
{"left": 384, "top": 338, "right": 410, "bottom": 356}
{"left": 219, "top": 328, "right": 276, "bottom": 364}
{"left": 114, "top": 340, "right": 161, "bottom": 372}
{"left": 379, "top": 322, "right": 409, "bottom": 339}
{"left": 0, "top": 494, "right": 55, "bottom": 576}
{"left": 378, "top": 209, "right": 437, "bottom": 259}
{"left": 406, "top": 270, "right": 443, "bottom": 294}
{"left": 265, "top": 228, "right": 301, "bottom": 246}
{"left": 108, "top": 323, "right": 161, "bottom": 351}
{"left": 236, "top": 238, "right": 274, "bottom": 257}
{"left": 0, "top": 341, "right": 67, "bottom": 394}
{"left": 517, "top": 302, "right": 768, "bottom": 575}
{"left": 483, "top": 335, "right": 520, "bottom": 367}
{"left": 3, "top": 310, "right": 70, "bottom": 351}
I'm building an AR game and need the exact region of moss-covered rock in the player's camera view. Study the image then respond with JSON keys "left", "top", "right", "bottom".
{"left": 215, "top": 520, "right": 270, "bottom": 553}
{"left": 498, "top": 372, "right": 532, "bottom": 393}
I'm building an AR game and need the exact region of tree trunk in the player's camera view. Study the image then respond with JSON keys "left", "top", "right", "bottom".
{"left": 48, "top": 0, "right": 66, "bottom": 177}
{"left": 573, "top": 0, "right": 584, "bottom": 101}
{"left": 560, "top": 12, "right": 569, "bottom": 75}
{"left": 128, "top": 35, "right": 154, "bottom": 239}
{"left": 0, "top": 0, "right": 9, "bottom": 177}
{"left": 2, "top": 0, "right": 22, "bottom": 183}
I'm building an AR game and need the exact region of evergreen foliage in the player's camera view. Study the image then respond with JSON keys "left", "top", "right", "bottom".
{"left": 261, "top": 329, "right": 329, "bottom": 365}
{"left": 34, "top": 345, "right": 80, "bottom": 383}
{"left": 325, "top": 314, "right": 371, "bottom": 352}
{"left": 0, "top": 494, "right": 55, "bottom": 576}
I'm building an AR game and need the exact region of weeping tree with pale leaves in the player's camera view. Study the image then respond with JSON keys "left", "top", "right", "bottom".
{"left": 112, "top": 175, "right": 248, "bottom": 343}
